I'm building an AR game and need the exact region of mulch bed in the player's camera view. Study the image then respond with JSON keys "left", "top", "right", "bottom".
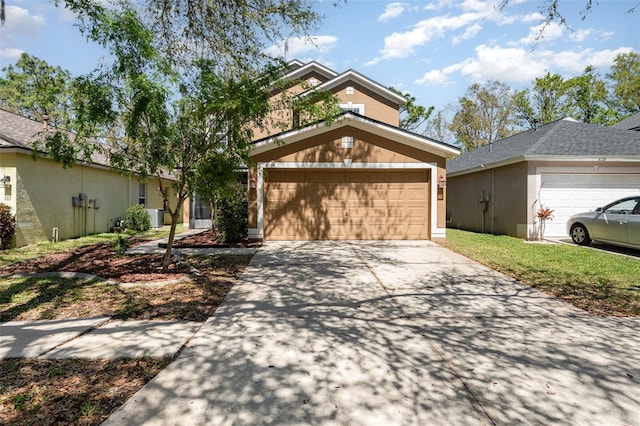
{"left": 0, "top": 242, "right": 190, "bottom": 283}
{"left": 166, "top": 229, "right": 262, "bottom": 249}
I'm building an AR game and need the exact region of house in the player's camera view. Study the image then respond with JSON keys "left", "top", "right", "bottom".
{"left": 446, "top": 117, "right": 640, "bottom": 239}
{"left": 0, "top": 109, "right": 180, "bottom": 247}
{"left": 611, "top": 113, "right": 640, "bottom": 131}
{"left": 244, "top": 60, "right": 460, "bottom": 241}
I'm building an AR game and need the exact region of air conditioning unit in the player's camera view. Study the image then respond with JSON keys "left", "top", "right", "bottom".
{"left": 146, "top": 209, "right": 164, "bottom": 228}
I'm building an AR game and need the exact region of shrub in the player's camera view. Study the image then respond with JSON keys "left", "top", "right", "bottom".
{"left": 216, "top": 181, "right": 248, "bottom": 243}
{"left": 124, "top": 204, "right": 151, "bottom": 232}
{"left": 0, "top": 203, "right": 16, "bottom": 250}
{"left": 113, "top": 235, "right": 130, "bottom": 256}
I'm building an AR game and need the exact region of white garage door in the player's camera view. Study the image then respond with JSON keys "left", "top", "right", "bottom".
{"left": 539, "top": 174, "right": 640, "bottom": 237}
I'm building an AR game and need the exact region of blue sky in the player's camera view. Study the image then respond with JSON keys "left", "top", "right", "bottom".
{"left": 1, "top": 0, "right": 638, "bottom": 113}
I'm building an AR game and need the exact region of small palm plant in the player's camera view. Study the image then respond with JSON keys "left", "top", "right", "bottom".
{"left": 536, "top": 207, "right": 555, "bottom": 241}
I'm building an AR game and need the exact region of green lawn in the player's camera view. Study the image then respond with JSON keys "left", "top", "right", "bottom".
{"left": 0, "top": 224, "right": 183, "bottom": 268}
{"left": 442, "top": 229, "right": 640, "bottom": 316}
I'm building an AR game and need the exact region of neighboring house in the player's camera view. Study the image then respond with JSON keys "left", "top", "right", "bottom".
{"left": 244, "top": 60, "right": 460, "bottom": 241}
{"left": 611, "top": 113, "right": 640, "bottom": 131}
{"left": 446, "top": 117, "right": 640, "bottom": 239}
{"left": 0, "top": 109, "right": 180, "bottom": 247}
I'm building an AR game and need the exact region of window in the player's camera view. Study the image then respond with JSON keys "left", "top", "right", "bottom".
{"left": 339, "top": 102, "right": 365, "bottom": 115}
{"left": 138, "top": 182, "right": 146, "bottom": 206}
{"left": 346, "top": 86, "right": 355, "bottom": 95}
{"left": 341, "top": 136, "right": 354, "bottom": 149}
{"left": 605, "top": 198, "right": 640, "bottom": 215}
{"left": 309, "top": 77, "right": 318, "bottom": 87}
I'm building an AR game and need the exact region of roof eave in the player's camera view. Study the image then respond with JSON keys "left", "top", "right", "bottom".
{"left": 251, "top": 114, "right": 460, "bottom": 159}
{"left": 447, "top": 154, "right": 640, "bottom": 177}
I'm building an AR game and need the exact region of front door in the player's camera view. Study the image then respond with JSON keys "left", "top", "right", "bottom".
{"left": 190, "top": 193, "right": 213, "bottom": 229}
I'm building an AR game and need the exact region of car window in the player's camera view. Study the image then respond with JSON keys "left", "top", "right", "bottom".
{"left": 604, "top": 199, "right": 640, "bottom": 215}
{"left": 632, "top": 200, "right": 640, "bottom": 215}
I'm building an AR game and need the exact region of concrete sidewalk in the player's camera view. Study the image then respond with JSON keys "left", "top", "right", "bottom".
{"left": 104, "top": 241, "right": 640, "bottom": 425}
{"left": 0, "top": 318, "right": 201, "bottom": 359}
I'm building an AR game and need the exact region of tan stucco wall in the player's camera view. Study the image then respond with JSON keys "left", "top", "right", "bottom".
{"left": 249, "top": 127, "right": 449, "bottom": 236}
{"left": 0, "top": 152, "right": 180, "bottom": 247}
{"left": 447, "top": 162, "right": 528, "bottom": 237}
{"left": 333, "top": 82, "right": 400, "bottom": 126}
{"left": 252, "top": 74, "right": 400, "bottom": 141}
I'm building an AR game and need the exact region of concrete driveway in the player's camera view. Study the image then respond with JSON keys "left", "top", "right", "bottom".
{"left": 105, "top": 241, "right": 640, "bottom": 425}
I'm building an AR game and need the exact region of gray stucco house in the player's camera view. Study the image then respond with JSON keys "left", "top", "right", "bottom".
{"left": 446, "top": 117, "right": 640, "bottom": 239}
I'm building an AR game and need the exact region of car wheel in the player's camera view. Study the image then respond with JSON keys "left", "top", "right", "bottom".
{"left": 570, "top": 223, "right": 591, "bottom": 245}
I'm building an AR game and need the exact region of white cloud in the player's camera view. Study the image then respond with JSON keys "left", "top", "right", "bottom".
{"left": 415, "top": 45, "right": 636, "bottom": 87}
{"left": 369, "top": 12, "right": 483, "bottom": 63}
{"left": 1, "top": 5, "right": 46, "bottom": 46}
{"left": 378, "top": 2, "right": 408, "bottom": 22}
{"left": 0, "top": 48, "right": 25, "bottom": 62}
{"left": 264, "top": 35, "right": 338, "bottom": 59}
{"left": 519, "top": 21, "right": 565, "bottom": 44}
{"left": 452, "top": 23, "right": 482, "bottom": 45}
{"left": 568, "top": 29, "right": 591, "bottom": 42}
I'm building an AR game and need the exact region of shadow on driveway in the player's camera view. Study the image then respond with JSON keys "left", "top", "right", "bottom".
{"left": 105, "top": 241, "right": 640, "bottom": 425}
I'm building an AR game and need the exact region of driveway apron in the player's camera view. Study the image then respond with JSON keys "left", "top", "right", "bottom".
{"left": 105, "top": 241, "right": 640, "bottom": 425}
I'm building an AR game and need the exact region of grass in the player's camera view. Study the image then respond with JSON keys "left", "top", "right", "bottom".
{"left": 0, "top": 224, "right": 183, "bottom": 268}
{"left": 442, "top": 229, "right": 640, "bottom": 316}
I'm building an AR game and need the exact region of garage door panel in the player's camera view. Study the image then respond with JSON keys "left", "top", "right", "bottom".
{"left": 540, "top": 174, "right": 640, "bottom": 237}
{"left": 264, "top": 169, "right": 430, "bottom": 240}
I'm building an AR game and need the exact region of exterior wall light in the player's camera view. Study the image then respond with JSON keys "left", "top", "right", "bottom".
{"left": 438, "top": 175, "right": 447, "bottom": 188}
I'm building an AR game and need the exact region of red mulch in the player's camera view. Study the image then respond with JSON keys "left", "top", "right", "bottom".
{"left": 170, "top": 229, "right": 262, "bottom": 249}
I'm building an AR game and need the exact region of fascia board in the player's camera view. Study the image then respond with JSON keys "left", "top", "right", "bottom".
{"left": 447, "top": 157, "right": 525, "bottom": 177}
{"left": 523, "top": 155, "right": 640, "bottom": 163}
{"left": 447, "top": 154, "right": 640, "bottom": 178}
{"left": 284, "top": 61, "right": 338, "bottom": 81}
{"left": 310, "top": 70, "right": 407, "bottom": 106}
{"left": 251, "top": 115, "right": 460, "bottom": 159}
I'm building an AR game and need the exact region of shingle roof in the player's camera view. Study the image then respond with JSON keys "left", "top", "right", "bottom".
{"left": 252, "top": 111, "right": 460, "bottom": 159}
{"left": 0, "top": 108, "right": 111, "bottom": 167}
{"left": 611, "top": 113, "right": 640, "bottom": 131}
{"left": 447, "top": 117, "right": 640, "bottom": 175}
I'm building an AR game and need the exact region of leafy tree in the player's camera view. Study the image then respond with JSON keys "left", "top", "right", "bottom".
{"left": 0, "top": 53, "right": 73, "bottom": 128}
{"left": 449, "top": 81, "right": 517, "bottom": 151}
{"left": 564, "top": 66, "right": 612, "bottom": 124}
{"left": 423, "top": 107, "right": 456, "bottom": 146}
{"left": 607, "top": 51, "right": 640, "bottom": 116}
{"left": 514, "top": 72, "right": 567, "bottom": 128}
{"left": 34, "top": 1, "right": 339, "bottom": 272}
{"left": 390, "top": 87, "right": 435, "bottom": 133}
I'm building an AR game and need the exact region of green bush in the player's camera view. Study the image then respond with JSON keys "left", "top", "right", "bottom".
{"left": 216, "top": 181, "right": 248, "bottom": 243}
{"left": 113, "top": 235, "right": 130, "bottom": 256}
{"left": 124, "top": 204, "right": 151, "bottom": 232}
{"left": 0, "top": 203, "right": 15, "bottom": 249}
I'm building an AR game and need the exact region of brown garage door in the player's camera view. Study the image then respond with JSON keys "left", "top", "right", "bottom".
{"left": 264, "top": 169, "right": 430, "bottom": 240}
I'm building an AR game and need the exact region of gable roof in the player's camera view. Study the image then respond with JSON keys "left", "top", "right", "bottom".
{"left": 284, "top": 60, "right": 338, "bottom": 82}
{"left": 0, "top": 108, "right": 111, "bottom": 167}
{"left": 611, "top": 113, "right": 640, "bottom": 131}
{"left": 308, "top": 69, "right": 406, "bottom": 107}
{"left": 251, "top": 111, "right": 460, "bottom": 159}
{"left": 447, "top": 117, "right": 640, "bottom": 176}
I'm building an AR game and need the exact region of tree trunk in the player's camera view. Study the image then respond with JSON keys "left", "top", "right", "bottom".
{"left": 162, "top": 196, "right": 186, "bottom": 272}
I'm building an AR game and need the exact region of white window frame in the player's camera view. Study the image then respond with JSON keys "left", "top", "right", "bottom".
{"left": 138, "top": 182, "right": 147, "bottom": 206}
{"left": 339, "top": 102, "right": 365, "bottom": 115}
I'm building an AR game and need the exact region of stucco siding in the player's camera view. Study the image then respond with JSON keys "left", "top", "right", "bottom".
{"left": 447, "top": 163, "right": 527, "bottom": 236}
{"left": 1, "top": 153, "right": 179, "bottom": 247}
